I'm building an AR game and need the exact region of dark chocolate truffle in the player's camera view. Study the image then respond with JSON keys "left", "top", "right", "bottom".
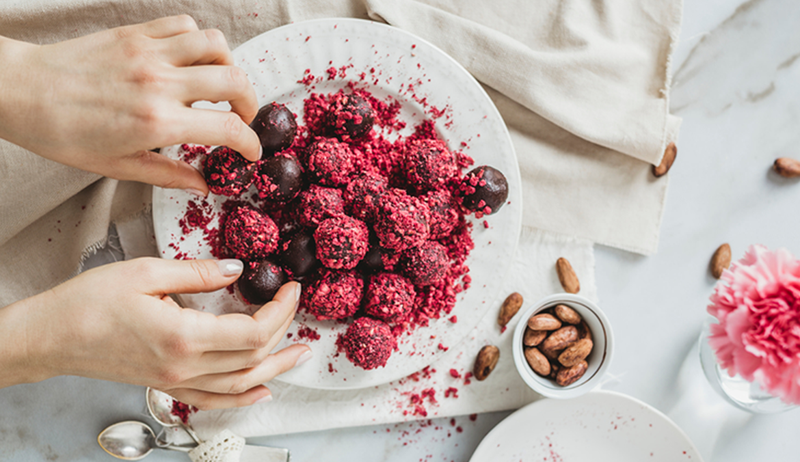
{"left": 374, "top": 189, "right": 430, "bottom": 251}
{"left": 301, "top": 269, "right": 364, "bottom": 320}
{"left": 295, "top": 184, "right": 345, "bottom": 227}
{"left": 238, "top": 259, "right": 288, "bottom": 305}
{"left": 364, "top": 273, "right": 416, "bottom": 322}
{"left": 458, "top": 166, "right": 509, "bottom": 215}
{"left": 280, "top": 232, "right": 320, "bottom": 277}
{"left": 314, "top": 216, "right": 369, "bottom": 270}
{"left": 401, "top": 240, "right": 449, "bottom": 286}
{"left": 326, "top": 92, "right": 375, "bottom": 140}
{"left": 203, "top": 146, "right": 254, "bottom": 196}
{"left": 338, "top": 317, "right": 396, "bottom": 370}
{"left": 250, "top": 102, "right": 297, "bottom": 156}
{"left": 223, "top": 207, "right": 279, "bottom": 260}
{"left": 254, "top": 153, "right": 304, "bottom": 203}
{"left": 343, "top": 172, "right": 388, "bottom": 222}
{"left": 305, "top": 137, "right": 358, "bottom": 187}
{"left": 404, "top": 139, "right": 458, "bottom": 192}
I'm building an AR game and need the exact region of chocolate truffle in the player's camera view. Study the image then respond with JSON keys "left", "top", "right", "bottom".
{"left": 250, "top": 102, "right": 297, "bottom": 156}
{"left": 238, "top": 259, "right": 288, "bottom": 305}
{"left": 401, "top": 240, "right": 449, "bottom": 286}
{"left": 314, "top": 216, "right": 369, "bottom": 270}
{"left": 338, "top": 317, "right": 396, "bottom": 370}
{"left": 295, "top": 185, "right": 345, "bottom": 227}
{"left": 459, "top": 166, "right": 509, "bottom": 215}
{"left": 343, "top": 172, "right": 389, "bottom": 222}
{"left": 224, "top": 207, "right": 279, "bottom": 260}
{"left": 326, "top": 92, "right": 375, "bottom": 140}
{"left": 404, "top": 139, "right": 458, "bottom": 192}
{"left": 364, "top": 273, "right": 416, "bottom": 322}
{"left": 301, "top": 269, "right": 364, "bottom": 320}
{"left": 374, "top": 189, "right": 430, "bottom": 251}
{"left": 203, "top": 146, "right": 254, "bottom": 196}
{"left": 305, "top": 137, "right": 358, "bottom": 187}
{"left": 422, "top": 189, "right": 460, "bottom": 240}
{"left": 254, "top": 153, "right": 304, "bottom": 203}
{"left": 280, "top": 232, "right": 320, "bottom": 278}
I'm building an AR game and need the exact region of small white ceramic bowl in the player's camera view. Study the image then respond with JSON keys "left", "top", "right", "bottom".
{"left": 512, "top": 293, "right": 614, "bottom": 399}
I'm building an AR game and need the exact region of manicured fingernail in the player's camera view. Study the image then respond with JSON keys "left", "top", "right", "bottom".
{"left": 295, "top": 283, "right": 302, "bottom": 303}
{"left": 254, "top": 394, "right": 273, "bottom": 404}
{"left": 185, "top": 188, "right": 206, "bottom": 197}
{"left": 258, "top": 145, "right": 264, "bottom": 161}
{"left": 218, "top": 259, "right": 243, "bottom": 277}
{"left": 295, "top": 349, "right": 313, "bottom": 367}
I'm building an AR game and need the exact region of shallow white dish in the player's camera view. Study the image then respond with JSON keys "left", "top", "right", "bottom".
{"left": 469, "top": 390, "right": 703, "bottom": 462}
{"left": 152, "top": 18, "right": 522, "bottom": 389}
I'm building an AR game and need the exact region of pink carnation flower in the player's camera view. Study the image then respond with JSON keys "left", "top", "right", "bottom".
{"left": 707, "top": 245, "right": 800, "bottom": 404}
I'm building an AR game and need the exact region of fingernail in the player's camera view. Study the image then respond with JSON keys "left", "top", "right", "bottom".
{"left": 258, "top": 145, "right": 264, "bottom": 161}
{"left": 295, "top": 283, "right": 302, "bottom": 303}
{"left": 217, "top": 259, "right": 243, "bottom": 277}
{"left": 254, "top": 394, "right": 273, "bottom": 404}
{"left": 185, "top": 188, "right": 206, "bottom": 197}
{"left": 295, "top": 349, "right": 313, "bottom": 367}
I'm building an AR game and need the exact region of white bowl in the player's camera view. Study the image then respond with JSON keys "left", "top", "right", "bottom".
{"left": 512, "top": 293, "right": 614, "bottom": 399}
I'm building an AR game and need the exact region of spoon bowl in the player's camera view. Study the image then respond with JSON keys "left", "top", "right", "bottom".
{"left": 146, "top": 387, "right": 202, "bottom": 444}
{"left": 97, "top": 421, "right": 156, "bottom": 461}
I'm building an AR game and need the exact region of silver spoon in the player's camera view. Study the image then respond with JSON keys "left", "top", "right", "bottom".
{"left": 97, "top": 421, "right": 191, "bottom": 460}
{"left": 145, "top": 387, "right": 203, "bottom": 445}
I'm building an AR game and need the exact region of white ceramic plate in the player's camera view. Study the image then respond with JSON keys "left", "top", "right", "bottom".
{"left": 469, "top": 391, "right": 703, "bottom": 462}
{"left": 152, "top": 18, "right": 522, "bottom": 389}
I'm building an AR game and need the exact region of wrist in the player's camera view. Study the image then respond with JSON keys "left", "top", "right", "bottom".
{"left": 0, "top": 37, "right": 40, "bottom": 145}
{"left": 0, "top": 293, "right": 59, "bottom": 388}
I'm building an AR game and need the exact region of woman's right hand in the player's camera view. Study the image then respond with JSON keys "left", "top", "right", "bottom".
{"left": 0, "top": 258, "right": 311, "bottom": 410}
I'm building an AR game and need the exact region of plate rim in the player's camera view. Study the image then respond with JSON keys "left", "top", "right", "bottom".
{"left": 468, "top": 390, "right": 704, "bottom": 462}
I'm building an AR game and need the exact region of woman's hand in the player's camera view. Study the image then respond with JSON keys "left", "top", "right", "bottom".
{"left": 0, "top": 15, "right": 261, "bottom": 196}
{"left": 0, "top": 258, "right": 310, "bottom": 410}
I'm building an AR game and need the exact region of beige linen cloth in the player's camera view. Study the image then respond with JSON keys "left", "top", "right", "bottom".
{"left": 0, "top": 0, "right": 681, "bottom": 307}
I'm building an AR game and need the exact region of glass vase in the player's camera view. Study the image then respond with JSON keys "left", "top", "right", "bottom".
{"left": 698, "top": 320, "right": 795, "bottom": 414}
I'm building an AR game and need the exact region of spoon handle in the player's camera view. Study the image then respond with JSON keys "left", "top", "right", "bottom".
{"left": 155, "top": 436, "right": 192, "bottom": 453}
{"left": 181, "top": 423, "right": 203, "bottom": 445}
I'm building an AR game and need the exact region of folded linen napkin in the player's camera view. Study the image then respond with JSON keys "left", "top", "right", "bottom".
{"left": 0, "top": 0, "right": 681, "bottom": 306}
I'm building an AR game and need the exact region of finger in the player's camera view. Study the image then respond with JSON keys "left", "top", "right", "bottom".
{"left": 175, "top": 108, "right": 261, "bottom": 162}
{"left": 180, "top": 344, "right": 311, "bottom": 394}
{"left": 157, "top": 29, "right": 232, "bottom": 66}
{"left": 176, "top": 66, "right": 258, "bottom": 124}
{"left": 134, "top": 15, "right": 199, "bottom": 39}
{"left": 136, "top": 258, "right": 243, "bottom": 295}
{"left": 166, "top": 385, "right": 272, "bottom": 411}
{"left": 198, "top": 306, "right": 297, "bottom": 373}
{"left": 118, "top": 150, "right": 209, "bottom": 194}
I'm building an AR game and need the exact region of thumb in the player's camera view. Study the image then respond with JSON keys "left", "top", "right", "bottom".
{"left": 135, "top": 258, "right": 243, "bottom": 295}
{"left": 120, "top": 150, "right": 209, "bottom": 195}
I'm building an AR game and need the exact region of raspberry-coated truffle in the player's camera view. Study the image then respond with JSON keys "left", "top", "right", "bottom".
{"left": 305, "top": 137, "right": 358, "bottom": 187}
{"left": 404, "top": 139, "right": 458, "bottom": 192}
{"left": 374, "top": 189, "right": 430, "bottom": 251}
{"left": 364, "top": 273, "right": 416, "bottom": 322}
{"left": 338, "top": 317, "right": 397, "bottom": 370}
{"left": 254, "top": 153, "right": 304, "bottom": 203}
{"left": 280, "top": 232, "right": 320, "bottom": 277}
{"left": 314, "top": 216, "right": 369, "bottom": 270}
{"left": 301, "top": 269, "right": 364, "bottom": 320}
{"left": 343, "top": 172, "right": 388, "bottom": 222}
{"left": 238, "top": 259, "right": 288, "bottom": 305}
{"left": 295, "top": 185, "right": 345, "bottom": 227}
{"left": 250, "top": 102, "right": 297, "bottom": 156}
{"left": 458, "top": 165, "right": 509, "bottom": 215}
{"left": 203, "top": 146, "right": 254, "bottom": 196}
{"left": 401, "top": 240, "right": 449, "bottom": 286}
{"left": 423, "top": 189, "right": 460, "bottom": 240}
{"left": 326, "top": 92, "right": 375, "bottom": 140}
{"left": 224, "top": 207, "right": 279, "bottom": 260}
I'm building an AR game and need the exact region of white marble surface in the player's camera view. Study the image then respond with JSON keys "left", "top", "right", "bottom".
{"left": 2, "top": 0, "right": 800, "bottom": 460}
